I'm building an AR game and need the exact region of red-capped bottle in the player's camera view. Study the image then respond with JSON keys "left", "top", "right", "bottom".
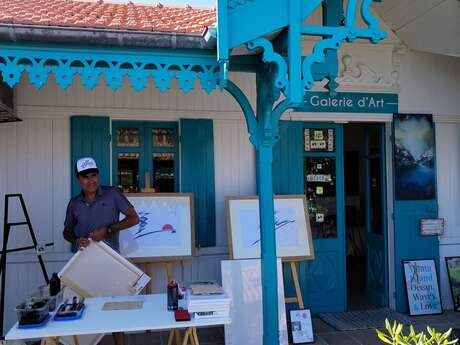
{"left": 167, "top": 280, "right": 178, "bottom": 311}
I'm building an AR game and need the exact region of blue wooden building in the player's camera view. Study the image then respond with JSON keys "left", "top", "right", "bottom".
{"left": 0, "top": 0, "right": 459, "bottom": 343}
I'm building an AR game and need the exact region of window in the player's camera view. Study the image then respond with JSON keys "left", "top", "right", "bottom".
{"left": 112, "top": 121, "right": 179, "bottom": 193}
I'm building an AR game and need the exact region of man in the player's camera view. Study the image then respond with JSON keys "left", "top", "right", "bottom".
{"left": 63, "top": 157, "right": 139, "bottom": 251}
{"left": 63, "top": 157, "right": 139, "bottom": 345}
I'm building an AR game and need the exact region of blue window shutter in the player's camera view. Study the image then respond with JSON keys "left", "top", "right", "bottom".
{"left": 180, "top": 119, "right": 216, "bottom": 247}
{"left": 70, "top": 116, "right": 110, "bottom": 197}
{"left": 273, "top": 121, "right": 304, "bottom": 194}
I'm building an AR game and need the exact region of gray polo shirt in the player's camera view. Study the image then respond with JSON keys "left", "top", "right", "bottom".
{"left": 64, "top": 186, "right": 132, "bottom": 251}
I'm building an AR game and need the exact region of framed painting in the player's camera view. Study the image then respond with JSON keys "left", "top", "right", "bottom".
{"left": 226, "top": 195, "right": 314, "bottom": 261}
{"left": 120, "top": 193, "right": 195, "bottom": 262}
{"left": 289, "top": 309, "right": 314, "bottom": 344}
{"left": 446, "top": 257, "right": 460, "bottom": 312}
{"left": 402, "top": 259, "right": 442, "bottom": 316}
{"left": 394, "top": 114, "right": 435, "bottom": 201}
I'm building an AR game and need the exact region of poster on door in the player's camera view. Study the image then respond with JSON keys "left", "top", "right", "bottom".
{"left": 403, "top": 259, "right": 442, "bottom": 316}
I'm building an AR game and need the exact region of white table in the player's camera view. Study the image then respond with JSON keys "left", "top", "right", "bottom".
{"left": 6, "top": 294, "right": 231, "bottom": 345}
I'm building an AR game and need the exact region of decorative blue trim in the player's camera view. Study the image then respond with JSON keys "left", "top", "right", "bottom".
{"left": 224, "top": 80, "right": 258, "bottom": 147}
{"left": 246, "top": 38, "right": 289, "bottom": 96}
{"left": 0, "top": 43, "right": 220, "bottom": 94}
{"left": 301, "top": 0, "right": 386, "bottom": 89}
{"left": 217, "top": 0, "right": 229, "bottom": 89}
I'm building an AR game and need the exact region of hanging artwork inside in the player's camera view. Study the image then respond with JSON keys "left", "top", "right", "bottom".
{"left": 226, "top": 195, "right": 314, "bottom": 260}
{"left": 394, "top": 114, "right": 435, "bottom": 200}
{"left": 119, "top": 193, "right": 194, "bottom": 261}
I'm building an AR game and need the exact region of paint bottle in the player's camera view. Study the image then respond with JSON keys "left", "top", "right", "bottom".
{"left": 49, "top": 273, "right": 61, "bottom": 296}
{"left": 167, "top": 280, "right": 178, "bottom": 311}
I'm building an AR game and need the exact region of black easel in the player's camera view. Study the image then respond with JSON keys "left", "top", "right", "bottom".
{"left": 0, "top": 194, "right": 53, "bottom": 339}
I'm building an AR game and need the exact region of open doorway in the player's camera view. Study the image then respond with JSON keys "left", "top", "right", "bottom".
{"left": 344, "top": 123, "right": 388, "bottom": 311}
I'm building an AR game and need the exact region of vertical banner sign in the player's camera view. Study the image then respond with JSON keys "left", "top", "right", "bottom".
{"left": 394, "top": 114, "right": 435, "bottom": 200}
{"left": 403, "top": 259, "right": 442, "bottom": 316}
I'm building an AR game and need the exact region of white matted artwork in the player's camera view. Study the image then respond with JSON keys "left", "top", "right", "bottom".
{"left": 119, "top": 193, "right": 195, "bottom": 261}
{"left": 221, "top": 259, "right": 288, "bottom": 345}
{"left": 226, "top": 195, "right": 314, "bottom": 260}
{"left": 59, "top": 240, "right": 150, "bottom": 297}
{"left": 289, "top": 309, "right": 314, "bottom": 344}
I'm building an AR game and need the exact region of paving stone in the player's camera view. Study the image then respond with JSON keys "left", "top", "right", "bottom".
{"left": 319, "top": 332, "right": 360, "bottom": 345}
{"left": 313, "top": 317, "right": 338, "bottom": 334}
{"left": 347, "top": 329, "right": 385, "bottom": 345}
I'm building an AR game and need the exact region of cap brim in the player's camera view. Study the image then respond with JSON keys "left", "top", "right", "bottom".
{"left": 77, "top": 168, "right": 99, "bottom": 176}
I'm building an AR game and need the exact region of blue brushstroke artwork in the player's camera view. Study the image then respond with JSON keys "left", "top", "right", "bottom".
{"left": 394, "top": 114, "right": 435, "bottom": 200}
{"left": 133, "top": 211, "right": 177, "bottom": 239}
{"left": 251, "top": 211, "right": 296, "bottom": 246}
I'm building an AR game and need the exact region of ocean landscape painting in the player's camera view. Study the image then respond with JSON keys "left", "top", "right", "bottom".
{"left": 394, "top": 114, "right": 435, "bottom": 200}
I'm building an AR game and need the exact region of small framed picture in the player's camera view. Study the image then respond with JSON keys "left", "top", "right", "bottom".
{"left": 446, "top": 257, "right": 460, "bottom": 312}
{"left": 289, "top": 309, "right": 314, "bottom": 344}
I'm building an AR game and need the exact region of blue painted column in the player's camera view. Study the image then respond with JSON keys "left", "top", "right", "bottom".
{"left": 256, "top": 65, "right": 280, "bottom": 345}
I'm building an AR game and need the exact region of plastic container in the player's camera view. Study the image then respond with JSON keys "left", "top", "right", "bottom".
{"left": 15, "top": 298, "right": 49, "bottom": 325}
{"left": 47, "top": 289, "right": 64, "bottom": 311}
{"left": 31, "top": 284, "right": 63, "bottom": 311}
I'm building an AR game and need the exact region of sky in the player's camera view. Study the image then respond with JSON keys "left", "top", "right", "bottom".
{"left": 119, "top": 0, "right": 214, "bottom": 6}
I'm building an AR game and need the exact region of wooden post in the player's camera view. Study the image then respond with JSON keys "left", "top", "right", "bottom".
{"left": 284, "top": 261, "right": 304, "bottom": 309}
{"left": 142, "top": 172, "right": 153, "bottom": 193}
{"left": 72, "top": 335, "right": 81, "bottom": 345}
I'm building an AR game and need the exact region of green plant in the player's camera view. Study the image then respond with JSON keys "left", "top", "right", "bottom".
{"left": 376, "top": 319, "right": 458, "bottom": 345}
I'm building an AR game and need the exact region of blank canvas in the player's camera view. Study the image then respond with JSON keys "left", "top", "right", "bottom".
{"left": 59, "top": 241, "right": 150, "bottom": 297}
{"left": 221, "top": 259, "right": 288, "bottom": 345}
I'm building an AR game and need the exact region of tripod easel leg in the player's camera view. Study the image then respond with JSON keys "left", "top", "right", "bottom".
{"left": 181, "top": 328, "right": 192, "bottom": 345}
{"left": 290, "top": 261, "right": 304, "bottom": 309}
{"left": 284, "top": 261, "right": 304, "bottom": 309}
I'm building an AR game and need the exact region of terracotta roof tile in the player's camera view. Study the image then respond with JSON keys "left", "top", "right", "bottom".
{"left": 0, "top": 0, "right": 216, "bottom": 35}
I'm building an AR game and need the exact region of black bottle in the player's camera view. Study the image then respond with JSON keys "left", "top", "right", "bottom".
{"left": 49, "top": 273, "right": 61, "bottom": 296}
{"left": 167, "top": 280, "right": 178, "bottom": 311}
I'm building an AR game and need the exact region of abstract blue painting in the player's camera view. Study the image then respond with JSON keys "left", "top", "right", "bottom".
{"left": 394, "top": 114, "right": 435, "bottom": 200}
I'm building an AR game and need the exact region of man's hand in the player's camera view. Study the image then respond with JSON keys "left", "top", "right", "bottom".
{"left": 90, "top": 227, "right": 107, "bottom": 242}
{"left": 77, "top": 237, "right": 90, "bottom": 250}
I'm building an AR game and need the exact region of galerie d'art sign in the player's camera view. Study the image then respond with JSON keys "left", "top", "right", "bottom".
{"left": 298, "top": 92, "right": 398, "bottom": 113}
{"left": 403, "top": 259, "right": 442, "bottom": 316}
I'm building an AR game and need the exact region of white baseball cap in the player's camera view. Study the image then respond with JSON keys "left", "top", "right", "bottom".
{"left": 75, "top": 157, "right": 99, "bottom": 176}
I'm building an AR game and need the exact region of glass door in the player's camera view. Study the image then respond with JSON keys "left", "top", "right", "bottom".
{"left": 365, "top": 124, "right": 388, "bottom": 306}
{"left": 303, "top": 123, "right": 346, "bottom": 312}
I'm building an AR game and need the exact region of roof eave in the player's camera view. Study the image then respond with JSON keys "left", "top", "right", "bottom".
{"left": 0, "top": 24, "right": 217, "bottom": 50}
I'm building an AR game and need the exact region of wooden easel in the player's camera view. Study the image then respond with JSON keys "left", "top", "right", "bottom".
{"left": 284, "top": 261, "right": 304, "bottom": 309}
{"left": 140, "top": 261, "right": 180, "bottom": 344}
{"left": 139, "top": 173, "right": 198, "bottom": 344}
{"left": 141, "top": 261, "right": 200, "bottom": 345}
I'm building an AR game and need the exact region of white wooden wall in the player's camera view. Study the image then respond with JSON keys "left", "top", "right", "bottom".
{"left": 436, "top": 122, "right": 460, "bottom": 309}
{"left": 0, "top": 72, "right": 256, "bottom": 332}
